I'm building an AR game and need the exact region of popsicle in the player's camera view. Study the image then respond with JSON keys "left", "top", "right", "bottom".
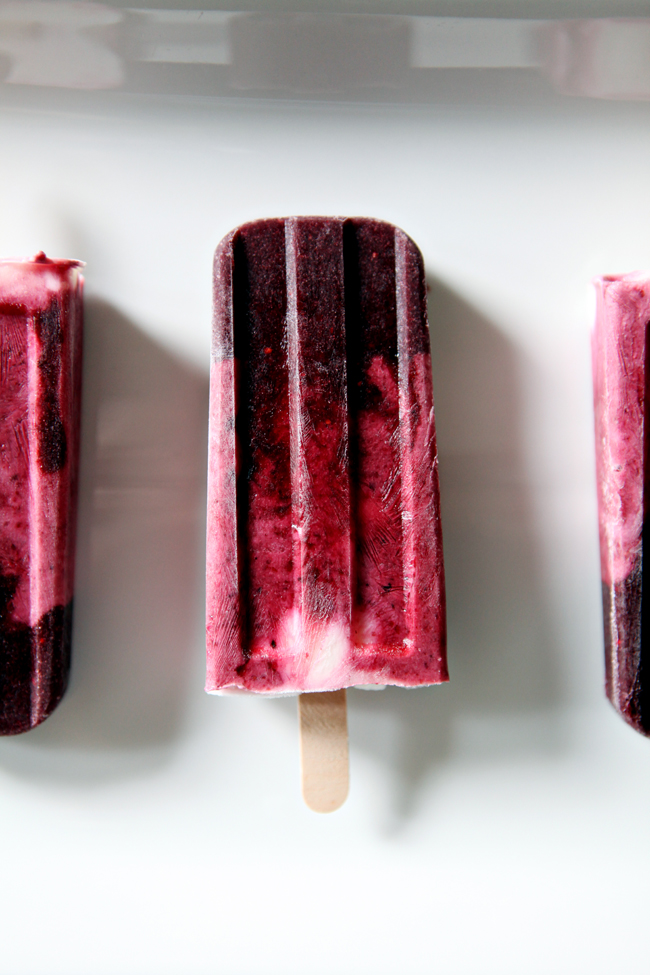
{"left": 0, "top": 254, "right": 83, "bottom": 735}
{"left": 206, "top": 217, "right": 446, "bottom": 700}
{"left": 593, "top": 272, "right": 650, "bottom": 735}
{"left": 206, "top": 216, "right": 446, "bottom": 808}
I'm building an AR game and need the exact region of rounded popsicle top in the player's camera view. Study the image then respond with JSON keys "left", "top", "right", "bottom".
{"left": 594, "top": 272, "right": 650, "bottom": 312}
{"left": 214, "top": 216, "right": 423, "bottom": 260}
{"left": 212, "top": 216, "right": 429, "bottom": 363}
{"left": 596, "top": 271, "right": 650, "bottom": 285}
{"left": 0, "top": 253, "right": 84, "bottom": 314}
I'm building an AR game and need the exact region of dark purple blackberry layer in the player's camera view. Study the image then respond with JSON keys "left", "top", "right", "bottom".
{"left": 0, "top": 576, "right": 72, "bottom": 735}
{"left": 603, "top": 550, "right": 650, "bottom": 735}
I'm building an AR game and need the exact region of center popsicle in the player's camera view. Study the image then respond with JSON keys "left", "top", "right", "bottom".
{"left": 206, "top": 216, "right": 446, "bottom": 696}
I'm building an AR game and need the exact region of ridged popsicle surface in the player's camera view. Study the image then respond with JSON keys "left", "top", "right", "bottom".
{"left": 593, "top": 273, "right": 650, "bottom": 735}
{"left": 0, "top": 256, "right": 83, "bottom": 733}
{"left": 206, "top": 217, "right": 446, "bottom": 694}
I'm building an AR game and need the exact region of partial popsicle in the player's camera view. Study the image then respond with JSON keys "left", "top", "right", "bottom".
{"left": 0, "top": 254, "right": 83, "bottom": 734}
{"left": 206, "top": 217, "right": 446, "bottom": 695}
{"left": 593, "top": 272, "right": 650, "bottom": 735}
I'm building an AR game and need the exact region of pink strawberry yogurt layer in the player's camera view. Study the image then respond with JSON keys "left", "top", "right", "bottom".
{"left": 0, "top": 254, "right": 83, "bottom": 732}
{"left": 206, "top": 217, "right": 447, "bottom": 695}
{"left": 593, "top": 273, "right": 650, "bottom": 588}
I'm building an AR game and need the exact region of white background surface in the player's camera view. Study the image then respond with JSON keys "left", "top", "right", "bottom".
{"left": 1, "top": 22, "right": 650, "bottom": 975}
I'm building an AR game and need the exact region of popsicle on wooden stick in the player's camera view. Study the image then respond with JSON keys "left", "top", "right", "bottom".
{"left": 206, "top": 217, "right": 447, "bottom": 806}
{"left": 0, "top": 254, "right": 83, "bottom": 735}
{"left": 593, "top": 272, "right": 650, "bottom": 735}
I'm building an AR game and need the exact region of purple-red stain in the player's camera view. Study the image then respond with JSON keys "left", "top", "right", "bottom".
{"left": 0, "top": 569, "right": 72, "bottom": 734}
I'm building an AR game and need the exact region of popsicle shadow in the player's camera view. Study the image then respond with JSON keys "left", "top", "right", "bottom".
{"left": 0, "top": 298, "right": 208, "bottom": 778}
{"left": 348, "top": 278, "right": 565, "bottom": 820}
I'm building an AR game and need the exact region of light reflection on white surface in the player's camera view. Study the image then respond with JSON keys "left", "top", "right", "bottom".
{"left": 542, "top": 18, "right": 650, "bottom": 99}
{"left": 411, "top": 16, "right": 542, "bottom": 68}
{"left": 135, "top": 9, "right": 232, "bottom": 65}
{"left": 0, "top": 1, "right": 123, "bottom": 88}
{"left": 1, "top": 4, "right": 650, "bottom": 100}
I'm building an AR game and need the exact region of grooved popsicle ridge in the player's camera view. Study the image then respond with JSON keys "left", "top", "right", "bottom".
{"left": 206, "top": 217, "right": 447, "bottom": 695}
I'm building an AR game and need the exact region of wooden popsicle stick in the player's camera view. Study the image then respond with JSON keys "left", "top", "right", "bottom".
{"left": 298, "top": 690, "right": 349, "bottom": 813}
